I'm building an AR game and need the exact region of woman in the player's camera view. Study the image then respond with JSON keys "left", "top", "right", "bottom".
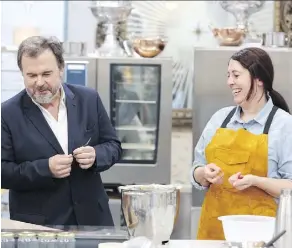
{"left": 191, "top": 47, "right": 292, "bottom": 240}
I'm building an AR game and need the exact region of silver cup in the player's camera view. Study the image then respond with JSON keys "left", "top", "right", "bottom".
{"left": 119, "top": 184, "right": 181, "bottom": 246}
{"left": 90, "top": 1, "right": 132, "bottom": 57}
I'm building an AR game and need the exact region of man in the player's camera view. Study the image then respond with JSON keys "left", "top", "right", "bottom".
{"left": 1, "top": 36, "right": 122, "bottom": 226}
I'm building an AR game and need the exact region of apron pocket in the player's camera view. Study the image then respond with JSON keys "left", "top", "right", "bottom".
{"left": 214, "top": 148, "right": 252, "bottom": 175}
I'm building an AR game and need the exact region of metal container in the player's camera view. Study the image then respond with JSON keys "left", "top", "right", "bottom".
{"left": 1, "top": 232, "right": 15, "bottom": 248}
{"left": 18, "top": 231, "right": 38, "bottom": 248}
{"left": 274, "top": 188, "right": 292, "bottom": 248}
{"left": 220, "top": 1, "right": 265, "bottom": 31}
{"left": 70, "top": 42, "right": 87, "bottom": 56}
{"left": 90, "top": 1, "right": 132, "bottom": 57}
{"left": 262, "top": 32, "right": 290, "bottom": 47}
{"left": 119, "top": 184, "right": 181, "bottom": 246}
{"left": 62, "top": 42, "right": 87, "bottom": 56}
{"left": 56, "top": 232, "right": 76, "bottom": 248}
{"left": 287, "top": 33, "right": 292, "bottom": 48}
{"left": 38, "top": 232, "right": 57, "bottom": 248}
{"left": 211, "top": 27, "right": 245, "bottom": 46}
{"left": 124, "top": 37, "right": 167, "bottom": 58}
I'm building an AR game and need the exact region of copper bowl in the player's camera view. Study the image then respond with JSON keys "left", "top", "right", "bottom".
{"left": 132, "top": 38, "right": 166, "bottom": 58}
{"left": 212, "top": 27, "right": 245, "bottom": 46}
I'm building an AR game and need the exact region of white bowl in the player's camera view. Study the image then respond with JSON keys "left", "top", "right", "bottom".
{"left": 218, "top": 215, "right": 275, "bottom": 242}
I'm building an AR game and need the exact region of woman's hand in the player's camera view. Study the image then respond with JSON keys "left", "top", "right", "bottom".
{"left": 203, "top": 163, "right": 224, "bottom": 185}
{"left": 229, "top": 172, "right": 256, "bottom": 190}
{"left": 229, "top": 173, "right": 292, "bottom": 197}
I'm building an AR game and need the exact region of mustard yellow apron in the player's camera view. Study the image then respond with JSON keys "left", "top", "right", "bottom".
{"left": 197, "top": 106, "right": 278, "bottom": 240}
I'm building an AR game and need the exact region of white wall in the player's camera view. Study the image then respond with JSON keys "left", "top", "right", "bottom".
{"left": 1, "top": 1, "right": 66, "bottom": 103}
{"left": 1, "top": 1, "right": 66, "bottom": 45}
{"left": 67, "top": 1, "right": 96, "bottom": 51}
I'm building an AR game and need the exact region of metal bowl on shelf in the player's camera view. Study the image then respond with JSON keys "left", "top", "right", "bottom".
{"left": 132, "top": 37, "right": 166, "bottom": 58}
{"left": 212, "top": 27, "right": 245, "bottom": 46}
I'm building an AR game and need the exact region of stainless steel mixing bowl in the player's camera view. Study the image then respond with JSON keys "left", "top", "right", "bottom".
{"left": 119, "top": 184, "right": 180, "bottom": 245}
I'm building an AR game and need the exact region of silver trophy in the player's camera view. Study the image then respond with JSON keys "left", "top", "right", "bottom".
{"left": 90, "top": 1, "right": 132, "bottom": 57}
{"left": 220, "top": 1, "right": 265, "bottom": 32}
{"left": 119, "top": 184, "right": 181, "bottom": 246}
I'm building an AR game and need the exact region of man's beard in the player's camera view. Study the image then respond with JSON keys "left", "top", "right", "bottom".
{"left": 27, "top": 84, "right": 61, "bottom": 104}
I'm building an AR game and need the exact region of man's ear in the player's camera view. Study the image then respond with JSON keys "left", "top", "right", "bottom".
{"left": 60, "top": 68, "right": 64, "bottom": 80}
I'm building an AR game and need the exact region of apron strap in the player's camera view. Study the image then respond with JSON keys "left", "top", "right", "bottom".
{"left": 220, "top": 105, "right": 278, "bottom": 132}
{"left": 221, "top": 107, "right": 237, "bottom": 128}
{"left": 263, "top": 106, "right": 278, "bottom": 134}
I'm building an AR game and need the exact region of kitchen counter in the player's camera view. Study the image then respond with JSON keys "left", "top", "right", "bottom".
{"left": 1, "top": 219, "right": 226, "bottom": 248}
{"left": 1, "top": 218, "right": 59, "bottom": 231}
{"left": 169, "top": 240, "right": 223, "bottom": 247}
{"left": 99, "top": 240, "right": 225, "bottom": 248}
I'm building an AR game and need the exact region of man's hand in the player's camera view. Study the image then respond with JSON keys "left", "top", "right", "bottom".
{"left": 203, "top": 163, "right": 224, "bottom": 184}
{"left": 229, "top": 172, "right": 256, "bottom": 190}
{"left": 73, "top": 146, "right": 96, "bottom": 169}
{"left": 49, "top": 154, "right": 73, "bottom": 178}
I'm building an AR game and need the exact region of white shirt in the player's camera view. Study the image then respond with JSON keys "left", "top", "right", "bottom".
{"left": 31, "top": 86, "right": 69, "bottom": 154}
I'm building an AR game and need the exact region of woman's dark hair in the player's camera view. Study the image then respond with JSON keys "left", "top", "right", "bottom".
{"left": 230, "top": 47, "right": 290, "bottom": 113}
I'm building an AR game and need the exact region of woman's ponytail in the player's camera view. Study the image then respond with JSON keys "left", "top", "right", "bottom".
{"left": 270, "top": 89, "right": 290, "bottom": 113}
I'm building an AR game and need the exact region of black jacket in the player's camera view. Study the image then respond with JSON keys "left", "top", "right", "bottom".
{"left": 1, "top": 83, "right": 122, "bottom": 226}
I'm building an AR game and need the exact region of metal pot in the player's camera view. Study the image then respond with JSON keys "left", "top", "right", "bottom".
{"left": 262, "top": 32, "right": 292, "bottom": 48}
{"left": 62, "top": 42, "right": 87, "bottom": 56}
{"left": 119, "top": 184, "right": 181, "bottom": 245}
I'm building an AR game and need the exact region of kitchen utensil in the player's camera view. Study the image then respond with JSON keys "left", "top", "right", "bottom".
{"left": 218, "top": 215, "right": 275, "bottom": 242}
{"left": 119, "top": 184, "right": 181, "bottom": 246}
{"left": 222, "top": 230, "right": 286, "bottom": 248}
{"left": 264, "top": 230, "right": 286, "bottom": 247}
{"left": 274, "top": 189, "right": 292, "bottom": 248}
